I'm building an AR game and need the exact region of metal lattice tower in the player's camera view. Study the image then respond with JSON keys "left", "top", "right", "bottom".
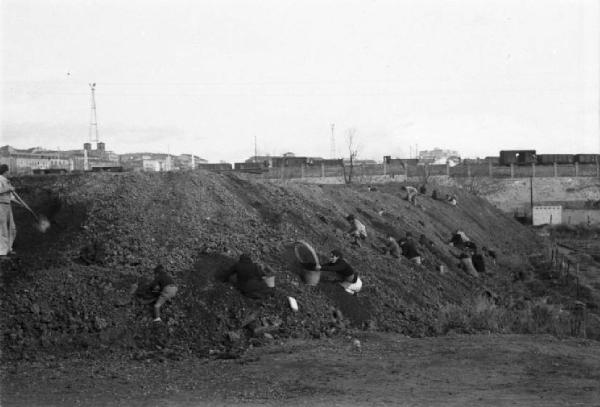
{"left": 330, "top": 123, "right": 336, "bottom": 158}
{"left": 88, "top": 83, "right": 99, "bottom": 143}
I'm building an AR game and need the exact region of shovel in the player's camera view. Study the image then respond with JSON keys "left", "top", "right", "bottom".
{"left": 12, "top": 192, "right": 51, "bottom": 233}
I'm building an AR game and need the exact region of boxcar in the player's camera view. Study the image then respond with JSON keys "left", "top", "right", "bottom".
{"left": 499, "top": 150, "right": 536, "bottom": 166}
{"left": 197, "top": 163, "right": 233, "bottom": 171}
{"left": 574, "top": 154, "right": 599, "bottom": 164}
{"left": 536, "top": 154, "right": 574, "bottom": 165}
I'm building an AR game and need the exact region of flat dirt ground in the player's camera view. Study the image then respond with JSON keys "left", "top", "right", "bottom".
{"left": 3, "top": 333, "right": 599, "bottom": 407}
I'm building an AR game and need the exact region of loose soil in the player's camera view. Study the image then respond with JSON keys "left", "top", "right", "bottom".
{"left": 1, "top": 171, "right": 599, "bottom": 405}
{"left": 2, "top": 333, "right": 599, "bottom": 406}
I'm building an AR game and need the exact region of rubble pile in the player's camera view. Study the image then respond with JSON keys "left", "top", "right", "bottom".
{"left": 1, "top": 171, "right": 545, "bottom": 359}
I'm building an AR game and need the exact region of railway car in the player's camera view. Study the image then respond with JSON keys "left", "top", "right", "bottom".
{"left": 499, "top": 150, "right": 536, "bottom": 166}
{"left": 574, "top": 154, "right": 599, "bottom": 164}
{"left": 536, "top": 154, "right": 574, "bottom": 165}
{"left": 32, "top": 168, "right": 68, "bottom": 175}
{"left": 91, "top": 166, "right": 125, "bottom": 172}
{"left": 197, "top": 163, "right": 233, "bottom": 171}
{"left": 234, "top": 162, "right": 268, "bottom": 172}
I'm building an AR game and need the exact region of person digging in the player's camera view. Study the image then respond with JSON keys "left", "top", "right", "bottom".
{"left": 221, "top": 253, "right": 274, "bottom": 300}
{"left": 0, "top": 164, "right": 17, "bottom": 257}
{"left": 346, "top": 214, "right": 367, "bottom": 247}
{"left": 315, "top": 249, "right": 362, "bottom": 295}
{"left": 150, "top": 265, "right": 178, "bottom": 322}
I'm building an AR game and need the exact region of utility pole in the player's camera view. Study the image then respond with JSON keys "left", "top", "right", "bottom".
{"left": 254, "top": 135, "right": 258, "bottom": 163}
{"left": 530, "top": 175, "right": 534, "bottom": 224}
{"left": 88, "top": 83, "right": 99, "bottom": 146}
{"left": 330, "top": 123, "right": 336, "bottom": 158}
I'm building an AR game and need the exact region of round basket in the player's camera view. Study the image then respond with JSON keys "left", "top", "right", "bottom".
{"left": 293, "top": 240, "right": 320, "bottom": 266}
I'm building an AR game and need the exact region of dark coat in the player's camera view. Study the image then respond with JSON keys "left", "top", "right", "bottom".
{"left": 223, "top": 256, "right": 269, "bottom": 298}
{"left": 320, "top": 258, "right": 357, "bottom": 282}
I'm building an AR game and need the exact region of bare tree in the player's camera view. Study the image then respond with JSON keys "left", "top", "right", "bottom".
{"left": 342, "top": 128, "right": 359, "bottom": 184}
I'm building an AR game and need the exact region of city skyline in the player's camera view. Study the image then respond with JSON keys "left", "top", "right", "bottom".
{"left": 2, "top": 0, "right": 599, "bottom": 163}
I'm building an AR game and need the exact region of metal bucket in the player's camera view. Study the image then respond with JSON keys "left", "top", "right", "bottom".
{"left": 303, "top": 270, "right": 321, "bottom": 286}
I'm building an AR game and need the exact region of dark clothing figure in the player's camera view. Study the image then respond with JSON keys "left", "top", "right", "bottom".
{"left": 472, "top": 253, "right": 486, "bottom": 273}
{"left": 320, "top": 258, "right": 357, "bottom": 283}
{"left": 432, "top": 189, "right": 439, "bottom": 200}
{"left": 399, "top": 239, "right": 418, "bottom": 258}
{"left": 223, "top": 254, "right": 271, "bottom": 299}
{"left": 399, "top": 239, "right": 422, "bottom": 264}
{"left": 464, "top": 241, "right": 477, "bottom": 252}
{"left": 419, "top": 184, "right": 427, "bottom": 194}
{"left": 317, "top": 249, "right": 362, "bottom": 294}
{"left": 151, "top": 269, "right": 175, "bottom": 290}
{"left": 453, "top": 252, "right": 478, "bottom": 277}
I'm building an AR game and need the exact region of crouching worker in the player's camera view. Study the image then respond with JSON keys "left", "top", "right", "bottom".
{"left": 150, "top": 265, "right": 178, "bottom": 323}
{"left": 399, "top": 235, "right": 422, "bottom": 265}
{"left": 346, "top": 214, "right": 367, "bottom": 246}
{"left": 316, "top": 249, "right": 362, "bottom": 295}
{"left": 223, "top": 253, "right": 273, "bottom": 300}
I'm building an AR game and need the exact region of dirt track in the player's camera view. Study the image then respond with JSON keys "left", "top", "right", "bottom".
{"left": 3, "top": 333, "right": 599, "bottom": 407}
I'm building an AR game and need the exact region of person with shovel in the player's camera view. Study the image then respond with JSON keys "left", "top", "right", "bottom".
{"left": 0, "top": 164, "right": 17, "bottom": 257}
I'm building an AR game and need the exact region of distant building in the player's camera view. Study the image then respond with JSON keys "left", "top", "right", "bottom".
{"left": 120, "top": 153, "right": 173, "bottom": 172}
{"left": 0, "top": 143, "right": 119, "bottom": 174}
{"left": 418, "top": 148, "right": 460, "bottom": 165}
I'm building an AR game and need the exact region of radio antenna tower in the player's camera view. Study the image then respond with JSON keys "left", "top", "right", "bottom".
{"left": 88, "top": 83, "right": 100, "bottom": 144}
{"left": 330, "top": 123, "right": 336, "bottom": 158}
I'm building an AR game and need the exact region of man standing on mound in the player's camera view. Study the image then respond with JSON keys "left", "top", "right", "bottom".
{"left": 316, "top": 249, "right": 362, "bottom": 295}
{"left": 0, "top": 164, "right": 17, "bottom": 257}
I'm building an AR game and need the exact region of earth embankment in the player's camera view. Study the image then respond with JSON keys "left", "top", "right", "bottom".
{"left": 0, "top": 171, "right": 563, "bottom": 359}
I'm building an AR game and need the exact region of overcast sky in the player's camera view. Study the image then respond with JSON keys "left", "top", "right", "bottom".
{"left": 1, "top": 0, "right": 599, "bottom": 162}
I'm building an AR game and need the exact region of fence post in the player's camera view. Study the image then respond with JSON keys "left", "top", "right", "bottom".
{"left": 575, "top": 162, "right": 579, "bottom": 177}
{"left": 321, "top": 162, "right": 325, "bottom": 178}
{"left": 510, "top": 163, "right": 514, "bottom": 178}
{"left": 531, "top": 162, "right": 535, "bottom": 178}
{"left": 488, "top": 161, "right": 493, "bottom": 177}
{"left": 554, "top": 162, "right": 558, "bottom": 177}
{"left": 446, "top": 163, "right": 450, "bottom": 177}
{"left": 300, "top": 163, "right": 305, "bottom": 179}
{"left": 383, "top": 161, "right": 387, "bottom": 176}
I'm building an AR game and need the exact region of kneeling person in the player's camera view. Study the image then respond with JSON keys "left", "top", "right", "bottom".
{"left": 223, "top": 253, "right": 273, "bottom": 299}
{"left": 316, "top": 249, "right": 362, "bottom": 295}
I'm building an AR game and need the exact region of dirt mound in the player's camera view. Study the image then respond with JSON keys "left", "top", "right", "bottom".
{"left": 1, "top": 171, "right": 549, "bottom": 359}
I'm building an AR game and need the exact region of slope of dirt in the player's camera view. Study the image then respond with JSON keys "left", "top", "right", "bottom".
{"left": 0, "top": 171, "right": 576, "bottom": 360}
